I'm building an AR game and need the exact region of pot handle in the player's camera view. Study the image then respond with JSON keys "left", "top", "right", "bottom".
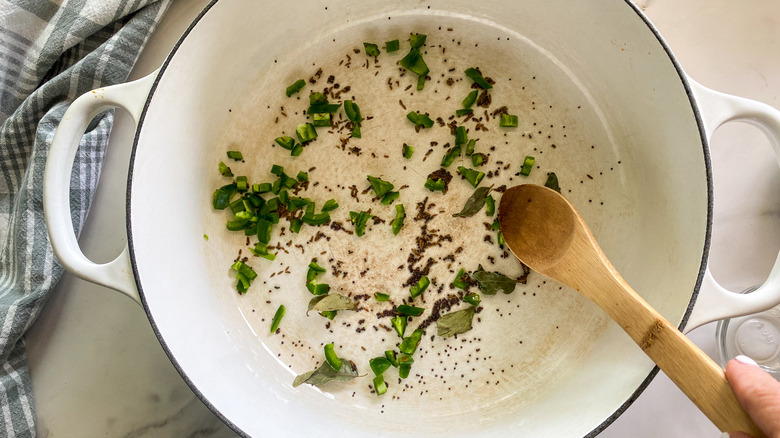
{"left": 43, "top": 71, "right": 159, "bottom": 305}
{"left": 685, "top": 79, "right": 780, "bottom": 331}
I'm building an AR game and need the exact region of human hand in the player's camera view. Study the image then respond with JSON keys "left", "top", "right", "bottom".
{"left": 727, "top": 355, "right": 780, "bottom": 438}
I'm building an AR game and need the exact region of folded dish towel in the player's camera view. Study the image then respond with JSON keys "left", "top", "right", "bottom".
{"left": 0, "top": 1, "right": 170, "bottom": 436}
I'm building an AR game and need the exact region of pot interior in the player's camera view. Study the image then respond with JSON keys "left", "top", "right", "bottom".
{"left": 128, "top": 0, "right": 708, "bottom": 436}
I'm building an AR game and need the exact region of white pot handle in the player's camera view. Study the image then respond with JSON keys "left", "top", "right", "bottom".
{"left": 685, "top": 78, "right": 780, "bottom": 330}
{"left": 43, "top": 71, "right": 159, "bottom": 305}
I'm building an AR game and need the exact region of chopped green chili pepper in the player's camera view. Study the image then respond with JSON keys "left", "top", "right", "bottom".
{"left": 307, "top": 282, "right": 330, "bottom": 295}
{"left": 397, "top": 304, "right": 425, "bottom": 317}
{"left": 288, "top": 197, "right": 310, "bottom": 211}
{"left": 485, "top": 194, "right": 495, "bottom": 217}
{"left": 275, "top": 136, "right": 295, "bottom": 150}
{"left": 374, "top": 292, "right": 390, "bottom": 302}
{"left": 264, "top": 197, "right": 279, "bottom": 213}
{"left": 452, "top": 268, "right": 469, "bottom": 289}
{"left": 236, "top": 273, "right": 250, "bottom": 294}
{"left": 545, "top": 172, "right": 561, "bottom": 193}
{"left": 257, "top": 219, "right": 273, "bottom": 244}
{"left": 343, "top": 100, "right": 362, "bottom": 138}
{"left": 406, "top": 111, "right": 434, "bottom": 129}
{"left": 235, "top": 176, "right": 248, "bottom": 192}
{"left": 462, "top": 90, "right": 479, "bottom": 109}
{"left": 302, "top": 212, "right": 330, "bottom": 226}
{"left": 212, "top": 184, "right": 236, "bottom": 210}
{"left": 399, "top": 48, "right": 429, "bottom": 79}
{"left": 399, "top": 363, "right": 411, "bottom": 379}
{"left": 228, "top": 198, "right": 245, "bottom": 214}
{"left": 464, "top": 67, "right": 493, "bottom": 89}
{"left": 499, "top": 114, "right": 519, "bottom": 127}
{"left": 464, "top": 293, "right": 481, "bottom": 306}
{"left": 278, "top": 190, "right": 289, "bottom": 207}
{"left": 270, "top": 305, "right": 285, "bottom": 332}
{"left": 457, "top": 166, "right": 485, "bottom": 187}
{"left": 285, "top": 79, "right": 306, "bottom": 97}
{"left": 324, "top": 343, "right": 342, "bottom": 371}
{"left": 369, "top": 357, "right": 392, "bottom": 376}
{"left": 231, "top": 260, "right": 258, "bottom": 281}
{"left": 310, "top": 92, "right": 327, "bottom": 105}
{"left": 424, "top": 177, "right": 446, "bottom": 192}
{"left": 409, "top": 277, "right": 430, "bottom": 299}
{"left": 471, "top": 153, "right": 487, "bottom": 167}
{"left": 254, "top": 182, "right": 272, "bottom": 193}
{"left": 314, "top": 199, "right": 336, "bottom": 213}
{"left": 416, "top": 75, "right": 426, "bottom": 91}
{"left": 455, "top": 126, "right": 468, "bottom": 146}
{"left": 363, "top": 42, "right": 380, "bottom": 57}
{"left": 350, "top": 123, "right": 361, "bottom": 139}
{"left": 465, "top": 139, "right": 476, "bottom": 156}
{"left": 296, "top": 171, "right": 308, "bottom": 182}
{"left": 296, "top": 123, "right": 318, "bottom": 143}
{"left": 402, "top": 143, "right": 414, "bottom": 159}
{"left": 380, "top": 191, "right": 399, "bottom": 205}
{"left": 289, "top": 218, "right": 302, "bottom": 234}
{"left": 391, "top": 315, "right": 407, "bottom": 337}
{"left": 290, "top": 143, "right": 304, "bottom": 156}
{"left": 519, "top": 155, "right": 535, "bottom": 176}
{"left": 391, "top": 204, "right": 405, "bottom": 235}
{"left": 218, "top": 161, "right": 233, "bottom": 177}
{"left": 399, "top": 329, "right": 423, "bottom": 355}
{"left": 349, "top": 210, "right": 371, "bottom": 237}
{"left": 226, "top": 211, "right": 251, "bottom": 231}
{"left": 385, "top": 350, "right": 399, "bottom": 367}
{"left": 373, "top": 375, "right": 387, "bottom": 396}
{"left": 270, "top": 164, "right": 284, "bottom": 176}
{"left": 398, "top": 45, "right": 429, "bottom": 89}
{"left": 367, "top": 175, "right": 395, "bottom": 198}
{"left": 309, "top": 261, "right": 327, "bottom": 273}
{"left": 312, "top": 112, "right": 331, "bottom": 127}
{"left": 232, "top": 261, "right": 257, "bottom": 294}
{"left": 386, "top": 39, "right": 400, "bottom": 52}
{"left": 310, "top": 103, "right": 341, "bottom": 114}
{"left": 410, "top": 34, "right": 427, "bottom": 48}
{"left": 226, "top": 150, "right": 243, "bottom": 161}
{"left": 441, "top": 145, "right": 462, "bottom": 167}
{"left": 344, "top": 100, "right": 363, "bottom": 122}
{"left": 455, "top": 108, "right": 473, "bottom": 116}
{"left": 320, "top": 310, "right": 337, "bottom": 320}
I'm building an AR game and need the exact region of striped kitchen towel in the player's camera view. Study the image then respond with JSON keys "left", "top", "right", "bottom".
{"left": 0, "top": 1, "right": 170, "bottom": 436}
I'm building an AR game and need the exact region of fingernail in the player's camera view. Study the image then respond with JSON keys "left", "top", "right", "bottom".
{"left": 736, "top": 355, "right": 759, "bottom": 367}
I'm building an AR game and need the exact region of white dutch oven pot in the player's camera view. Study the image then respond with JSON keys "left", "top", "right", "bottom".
{"left": 43, "top": 0, "right": 780, "bottom": 436}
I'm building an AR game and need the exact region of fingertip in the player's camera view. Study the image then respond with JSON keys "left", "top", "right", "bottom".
{"left": 736, "top": 355, "right": 759, "bottom": 367}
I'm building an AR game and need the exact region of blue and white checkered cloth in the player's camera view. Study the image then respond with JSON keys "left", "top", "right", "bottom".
{"left": 0, "top": 1, "right": 170, "bottom": 436}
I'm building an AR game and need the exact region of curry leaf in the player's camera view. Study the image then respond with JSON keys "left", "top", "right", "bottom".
{"left": 471, "top": 266, "right": 517, "bottom": 295}
{"left": 308, "top": 293, "right": 356, "bottom": 312}
{"left": 437, "top": 307, "right": 477, "bottom": 338}
{"left": 293, "top": 359, "right": 360, "bottom": 387}
{"left": 452, "top": 186, "right": 492, "bottom": 218}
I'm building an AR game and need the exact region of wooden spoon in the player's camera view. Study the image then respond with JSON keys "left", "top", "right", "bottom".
{"left": 498, "top": 184, "right": 763, "bottom": 437}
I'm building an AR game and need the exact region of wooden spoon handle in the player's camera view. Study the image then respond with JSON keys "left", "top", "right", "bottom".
{"left": 589, "top": 272, "right": 764, "bottom": 437}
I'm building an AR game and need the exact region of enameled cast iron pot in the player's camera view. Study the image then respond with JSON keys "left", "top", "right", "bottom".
{"left": 44, "top": 0, "right": 780, "bottom": 436}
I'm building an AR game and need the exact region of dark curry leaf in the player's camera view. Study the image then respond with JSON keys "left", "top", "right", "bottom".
{"left": 308, "top": 294, "right": 356, "bottom": 312}
{"left": 471, "top": 266, "right": 517, "bottom": 295}
{"left": 293, "top": 359, "right": 360, "bottom": 387}
{"left": 452, "top": 185, "right": 493, "bottom": 218}
{"left": 437, "top": 307, "right": 477, "bottom": 338}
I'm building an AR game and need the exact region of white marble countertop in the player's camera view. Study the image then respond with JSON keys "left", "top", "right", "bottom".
{"left": 25, "top": 0, "right": 780, "bottom": 436}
